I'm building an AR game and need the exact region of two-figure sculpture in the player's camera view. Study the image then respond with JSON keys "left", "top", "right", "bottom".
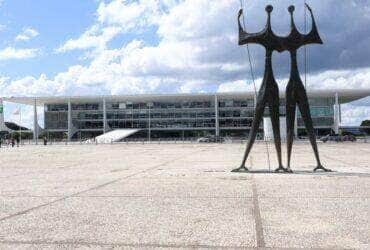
{"left": 232, "top": 4, "right": 332, "bottom": 173}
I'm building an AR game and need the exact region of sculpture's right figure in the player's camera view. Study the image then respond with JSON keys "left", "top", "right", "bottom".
{"left": 281, "top": 5, "right": 331, "bottom": 172}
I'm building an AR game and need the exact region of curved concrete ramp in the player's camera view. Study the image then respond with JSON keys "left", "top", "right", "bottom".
{"left": 93, "top": 129, "right": 140, "bottom": 143}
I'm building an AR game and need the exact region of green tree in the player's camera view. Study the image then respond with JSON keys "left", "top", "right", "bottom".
{"left": 38, "top": 130, "right": 47, "bottom": 139}
{"left": 360, "top": 120, "right": 370, "bottom": 134}
{"left": 10, "top": 131, "right": 33, "bottom": 140}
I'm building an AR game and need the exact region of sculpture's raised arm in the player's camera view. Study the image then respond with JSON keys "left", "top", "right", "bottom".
{"left": 302, "top": 3, "right": 323, "bottom": 45}
{"left": 238, "top": 9, "right": 265, "bottom": 46}
{"left": 279, "top": 4, "right": 323, "bottom": 51}
{"left": 239, "top": 5, "right": 283, "bottom": 52}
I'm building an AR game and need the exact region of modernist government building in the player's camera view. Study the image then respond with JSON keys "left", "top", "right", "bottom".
{"left": 2, "top": 89, "right": 370, "bottom": 141}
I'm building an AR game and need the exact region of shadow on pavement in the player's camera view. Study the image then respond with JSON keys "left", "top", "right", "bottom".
{"left": 231, "top": 169, "right": 370, "bottom": 178}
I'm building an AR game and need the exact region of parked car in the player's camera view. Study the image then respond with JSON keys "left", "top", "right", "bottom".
{"left": 320, "top": 134, "right": 356, "bottom": 143}
{"left": 320, "top": 134, "right": 341, "bottom": 143}
{"left": 197, "top": 136, "right": 225, "bottom": 143}
{"left": 342, "top": 134, "right": 357, "bottom": 142}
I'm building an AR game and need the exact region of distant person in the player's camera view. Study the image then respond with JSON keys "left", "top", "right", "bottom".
{"left": 43, "top": 137, "right": 48, "bottom": 146}
{"left": 11, "top": 138, "right": 15, "bottom": 148}
{"left": 16, "top": 137, "right": 20, "bottom": 147}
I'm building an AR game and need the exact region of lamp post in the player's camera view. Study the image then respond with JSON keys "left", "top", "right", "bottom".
{"left": 19, "top": 107, "right": 22, "bottom": 146}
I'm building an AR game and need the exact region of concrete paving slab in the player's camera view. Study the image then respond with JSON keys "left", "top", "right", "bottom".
{"left": 260, "top": 198, "right": 369, "bottom": 249}
{"left": 0, "top": 197, "right": 256, "bottom": 248}
{"left": 255, "top": 174, "right": 370, "bottom": 198}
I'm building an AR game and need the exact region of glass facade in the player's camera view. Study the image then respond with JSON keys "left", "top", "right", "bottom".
{"left": 44, "top": 95, "right": 336, "bottom": 138}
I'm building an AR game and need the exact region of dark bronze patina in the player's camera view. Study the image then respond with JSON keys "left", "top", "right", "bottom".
{"left": 233, "top": 4, "right": 331, "bottom": 173}
{"left": 232, "top": 5, "right": 286, "bottom": 173}
{"left": 281, "top": 4, "right": 331, "bottom": 172}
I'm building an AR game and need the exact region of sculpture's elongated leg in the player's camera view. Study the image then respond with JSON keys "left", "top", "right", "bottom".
{"left": 296, "top": 87, "right": 332, "bottom": 172}
{"left": 267, "top": 87, "right": 286, "bottom": 173}
{"left": 285, "top": 85, "right": 296, "bottom": 173}
{"left": 232, "top": 91, "right": 267, "bottom": 173}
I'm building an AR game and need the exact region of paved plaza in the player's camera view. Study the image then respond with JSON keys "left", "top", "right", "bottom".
{"left": 0, "top": 142, "right": 369, "bottom": 249}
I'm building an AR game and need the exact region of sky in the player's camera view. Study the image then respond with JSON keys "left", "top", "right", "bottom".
{"left": 0, "top": 0, "right": 369, "bottom": 128}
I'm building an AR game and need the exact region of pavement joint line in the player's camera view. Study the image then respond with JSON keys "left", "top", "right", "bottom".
{"left": 0, "top": 178, "right": 122, "bottom": 223}
{"left": 0, "top": 147, "right": 207, "bottom": 223}
{"left": 67, "top": 195, "right": 254, "bottom": 199}
{"left": 0, "top": 240, "right": 337, "bottom": 249}
{"left": 0, "top": 240, "right": 255, "bottom": 249}
{"left": 0, "top": 195, "right": 368, "bottom": 199}
{"left": 246, "top": 150, "right": 266, "bottom": 248}
{"left": 251, "top": 176, "right": 265, "bottom": 248}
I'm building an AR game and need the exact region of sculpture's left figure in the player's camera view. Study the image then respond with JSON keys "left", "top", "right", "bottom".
{"left": 232, "top": 6, "right": 287, "bottom": 173}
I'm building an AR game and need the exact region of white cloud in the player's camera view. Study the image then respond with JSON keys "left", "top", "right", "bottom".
{"left": 15, "top": 28, "right": 39, "bottom": 41}
{"left": 97, "top": 0, "right": 176, "bottom": 29}
{"left": 218, "top": 67, "right": 370, "bottom": 93}
{"left": 218, "top": 79, "right": 260, "bottom": 93}
{"left": 97, "top": 0, "right": 146, "bottom": 28}
{"left": 217, "top": 68, "right": 370, "bottom": 126}
{"left": 56, "top": 25, "right": 122, "bottom": 52}
{"left": 341, "top": 103, "right": 370, "bottom": 126}
{"left": 6, "top": 0, "right": 370, "bottom": 97}
{"left": 57, "top": 0, "right": 174, "bottom": 53}
{"left": 305, "top": 69, "right": 370, "bottom": 90}
{"left": 0, "top": 47, "right": 40, "bottom": 60}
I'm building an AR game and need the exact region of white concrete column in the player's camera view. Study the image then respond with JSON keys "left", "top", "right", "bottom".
{"left": 0, "top": 98, "right": 9, "bottom": 132}
{"left": 33, "top": 99, "right": 38, "bottom": 144}
{"left": 68, "top": 99, "right": 72, "bottom": 141}
{"left": 333, "top": 93, "right": 340, "bottom": 134}
{"left": 264, "top": 117, "right": 287, "bottom": 141}
{"left": 148, "top": 102, "right": 153, "bottom": 142}
{"left": 214, "top": 95, "right": 219, "bottom": 137}
{"left": 103, "top": 98, "right": 107, "bottom": 134}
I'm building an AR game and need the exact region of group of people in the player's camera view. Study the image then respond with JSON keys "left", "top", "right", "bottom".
{"left": 0, "top": 137, "right": 48, "bottom": 148}
{"left": 0, "top": 137, "right": 20, "bottom": 148}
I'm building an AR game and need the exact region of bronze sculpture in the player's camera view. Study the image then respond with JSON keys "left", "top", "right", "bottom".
{"left": 281, "top": 5, "right": 331, "bottom": 172}
{"left": 232, "top": 6, "right": 286, "bottom": 173}
{"left": 233, "top": 4, "right": 331, "bottom": 173}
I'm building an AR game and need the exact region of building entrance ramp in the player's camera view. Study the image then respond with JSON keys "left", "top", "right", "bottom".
{"left": 92, "top": 129, "right": 140, "bottom": 143}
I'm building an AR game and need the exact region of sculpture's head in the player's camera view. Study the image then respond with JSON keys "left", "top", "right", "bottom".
{"left": 265, "top": 5, "right": 273, "bottom": 13}
{"left": 265, "top": 5, "right": 273, "bottom": 31}
{"left": 288, "top": 5, "right": 297, "bottom": 31}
